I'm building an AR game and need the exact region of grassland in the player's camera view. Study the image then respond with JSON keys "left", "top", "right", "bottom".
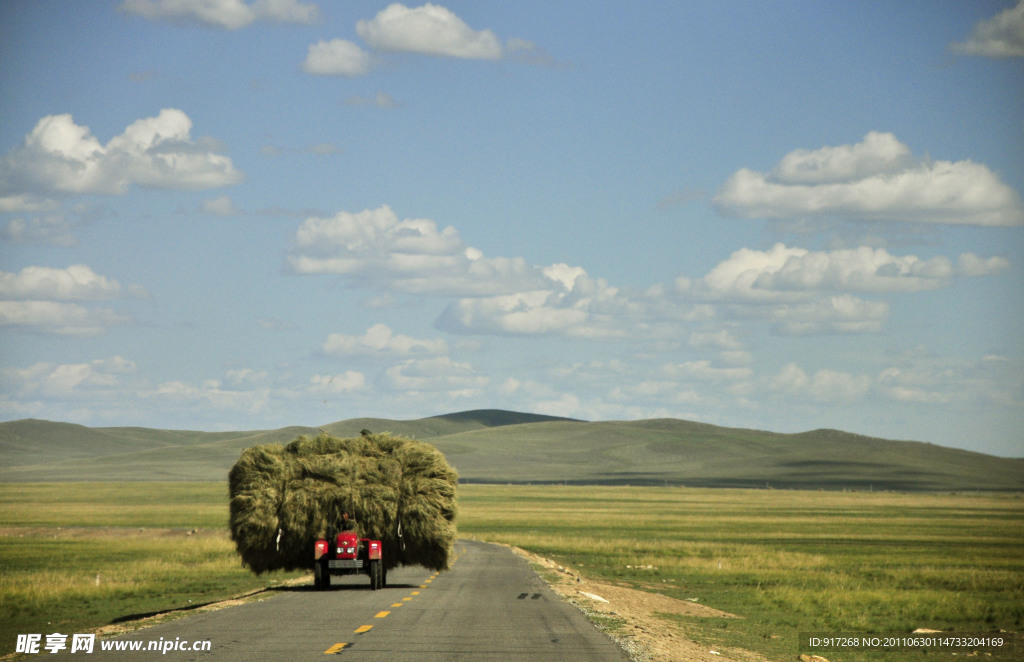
{"left": 0, "top": 483, "right": 306, "bottom": 656}
{"left": 3, "top": 412, "right": 1022, "bottom": 491}
{"left": 458, "top": 485, "right": 1024, "bottom": 660}
{"left": 1, "top": 482, "right": 1021, "bottom": 660}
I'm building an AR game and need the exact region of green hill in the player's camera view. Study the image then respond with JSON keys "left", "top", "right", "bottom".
{"left": 0, "top": 410, "right": 1020, "bottom": 491}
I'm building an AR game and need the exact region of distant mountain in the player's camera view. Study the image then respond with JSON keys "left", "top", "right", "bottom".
{"left": 1, "top": 411, "right": 1021, "bottom": 491}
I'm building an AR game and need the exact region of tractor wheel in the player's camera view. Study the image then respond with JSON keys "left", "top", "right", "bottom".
{"left": 315, "top": 559, "right": 331, "bottom": 590}
{"left": 369, "top": 560, "right": 380, "bottom": 590}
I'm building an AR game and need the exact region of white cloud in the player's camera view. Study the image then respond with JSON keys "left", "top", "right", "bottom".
{"left": 687, "top": 329, "right": 744, "bottom": 350}
{"left": 0, "top": 301, "right": 131, "bottom": 336}
{"left": 671, "top": 242, "right": 1011, "bottom": 336}
{"left": 662, "top": 360, "right": 753, "bottom": 382}
{"left": 951, "top": 0, "right": 1024, "bottom": 58}
{"left": 764, "top": 296, "right": 890, "bottom": 336}
{"left": 303, "top": 39, "right": 374, "bottom": 76}
{"left": 0, "top": 265, "right": 143, "bottom": 335}
{"left": 356, "top": 3, "right": 503, "bottom": 59}
{"left": 200, "top": 195, "right": 241, "bottom": 216}
{"left": 385, "top": 356, "right": 488, "bottom": 395}
{"left": 2, "top": 357, "right": 136, "bottom": 397}
{"left": 322, "top": 323, "right": 448, "bottom": 356}
{"left": 154, "top": 379, "right": 271, "bottom": 414}
{"left": 877, "top": 350, "right": 1024, "bottom": 408}
{"left": 309, "top": 371, "right": 366, "bottom": 393}
{"left": 0, "top": 264, "right": 139, "bottom": 301}
{"left": 956, "top": 252, "right": 1010, "bottom": 277}
{"left": 768, "top": 364, "right": 872, "bottom": 403}
{"left": 0, "top": 194, "right": 61, "bottom": 214}
{"left": 714, "top": 132, "right": 1024, "bottom": 226}
{"left": 287, "top": 205, "right": 547, "bottom": 295}
{"left": 2, "top": 214, "right": 79, "bottom": 246}
{"left": 0, "top": 109, "right": 243, "bottom": 199}
{"left": 697, "top": 243, "right": 980, "bottom": 298}
{"left": 120, "top": 0, "right": 319, "bottom": 29}
{"left": 533, "top": 392, "right": 581, "bottom": 419}
{"left": 439, "top": 291, "right": 591, "bottom": 336}
{"left": 437, "top": 270, "right": 645, "bottom": 339}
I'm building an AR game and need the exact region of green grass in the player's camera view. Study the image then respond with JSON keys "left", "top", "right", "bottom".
{"left": 457, "top": 485, "right": 1024, "bottom": 661}
{"left": 4, "top": 413, "right": 1023, "bottom": 490}
{"left": 1, "top": 482, "right": 1021, "bottom": 661}
{"left": 0, "top": 483, "right": 305, "bottom": 657}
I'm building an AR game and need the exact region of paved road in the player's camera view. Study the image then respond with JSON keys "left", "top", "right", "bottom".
{"left": 55, "top": 540, "right": 629, "bottom": 661}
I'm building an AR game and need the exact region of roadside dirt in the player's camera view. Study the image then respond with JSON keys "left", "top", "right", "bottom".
{"left": 509, "top": 545, "right": 772, "bottom": 662}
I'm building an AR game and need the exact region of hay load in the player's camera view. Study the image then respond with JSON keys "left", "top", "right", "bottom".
{"left": 228, "top": 432, "right": 457, "bottom": 575}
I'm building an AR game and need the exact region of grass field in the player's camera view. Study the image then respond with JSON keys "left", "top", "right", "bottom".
{"left": 457, "top": 485, "right": 1023, "bottom": 660}
{"left": 0, "top": 484, "right": 307, "bottom": 656}
{"left": 1, "top": 483, "right": 1021, "bottom": 660}
{"left": 5, "top": 414, "right": 1023, "bottom": 491}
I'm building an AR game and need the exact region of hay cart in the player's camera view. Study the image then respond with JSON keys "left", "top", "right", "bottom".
{"left": 314, "top": 530, "right": 386, "bottom": 590}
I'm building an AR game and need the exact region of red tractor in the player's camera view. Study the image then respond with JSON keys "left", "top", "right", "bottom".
{"left": 314, "top": 529, "right": 386, "bottom": 590}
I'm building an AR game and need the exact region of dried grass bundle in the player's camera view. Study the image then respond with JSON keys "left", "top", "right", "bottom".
{"left": 228, "top": 432, "right": 457, "bottom": 574}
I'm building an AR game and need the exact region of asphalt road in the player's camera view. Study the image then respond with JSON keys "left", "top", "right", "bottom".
{"left": 55, "top": 540, "right": 630, "bottom": 661}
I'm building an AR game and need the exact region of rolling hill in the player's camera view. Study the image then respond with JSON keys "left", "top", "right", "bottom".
{"left": 0, "top": 410, "right": 1020, "bottom": 491}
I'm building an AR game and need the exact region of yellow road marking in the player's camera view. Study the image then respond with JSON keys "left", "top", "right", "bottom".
{"left": 374, "top": 611, "right": 390, "bottom": 618}
{"left": 401, "top": 596, "right": 412, "bottom": 602}
{"left": 324, "top": 643, "right": 348, "bottom": 654}
{"left": 411, "top": 591, "right": 420, "bottom": 595}
{"left": 354, "top": 625, "right": 373, "bottom": 634}
{"left": 391, "top": 603, "right": 403, "bottom": 607}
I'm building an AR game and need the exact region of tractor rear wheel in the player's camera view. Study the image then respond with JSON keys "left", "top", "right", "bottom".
{"left": 315, "top": 559, "right": 330, "bottom": 590}
{"left": 369, "top": 560, "right": 381, "bottom": 590}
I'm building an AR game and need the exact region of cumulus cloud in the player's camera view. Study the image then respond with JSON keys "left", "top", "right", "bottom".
{"left": 956, "top": 252, "right": 1011, "bottom": 277}
{"left": 385, "top": 356, "right": 488, "bottom": 395}
{"left": 287, "top": 205, "right": 547, "bottom": 295}
{"left": 120, "top": 0, "right": 319, "bottom": 29}
{"left": 878, "top": 351, "right": 1023, "bottom": 408}
{"left": 322, "top": 323, "right": 448, "bottom": 356}
{"left": 309, "top": 371, "right": 366, "bottom": 393}
{"left": 0, "top": 301, "right": 131, "bottom": 336}
{"left": 200, "top": 195, "right": 241, "bottom": 216}
{"left": 289, "top": 206, "right": 641, "bottom": 338}
{"left": 289, "top": 205, "right": 1009, "bottom": 342}
{"left": 436, "top": 272, "right": 637, "bottom": 339}
{"left": 950, "top": 0, "right": 1024, "bottom": 58}
{"left": 2, "top": 357, "right": 137, "bottom": 397}
{"left": 769, "top": 364, "right": 872, "bottom": 402}
{"left": 0, "top": 265, "right": 143, "bottom": 335}
{"left": 0, "top": 109, "right": 243, "bottom": 201}
{"left": 662, "top": 360, "right": 753, "bottom": 382}
{"left": 694, "top": 243, "right": 1000, "bottom": 299}
{"left": 356, "top": 3, "right": 503, "bottom": 59}
{"left": 763, "top": 296, "right": 890, "bottom": 336}
{"left": 2, "top": 214, "right": 79, "bottom": 246}
{"left": 0, "top": 264, "right": 142, "bottom": 301}
{"left": 303, "top": 39, "right": 374, "bottom": 76}
{"left": 154, "top": 379, "right": 271, "bottom": 414}
{"left": 674, "top": 245, "right": 910, "bottom": 335}
{"left": 714, "top": 132, "right": 1024, "bottom": 226}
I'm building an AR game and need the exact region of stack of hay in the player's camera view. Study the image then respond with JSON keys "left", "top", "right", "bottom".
{"left": 228, "top": 432, "right": 457, "bottom": 574}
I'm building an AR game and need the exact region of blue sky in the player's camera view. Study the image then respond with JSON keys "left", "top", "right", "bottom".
{"left": 1, "top": 1, "right": 1022, "bottom": 456}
